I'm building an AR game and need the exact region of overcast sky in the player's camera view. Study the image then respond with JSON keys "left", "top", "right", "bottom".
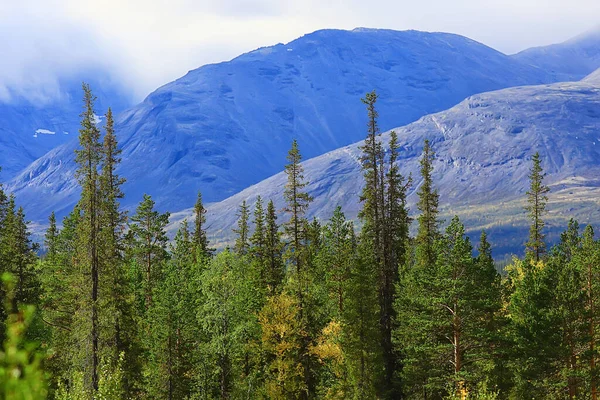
{"left": 1, "top": 0, "right": 599, "bottom": 102}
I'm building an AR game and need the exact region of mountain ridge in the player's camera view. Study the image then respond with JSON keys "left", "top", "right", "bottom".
{"left": 7, "top": 28, "right": 569, "bottom": 222}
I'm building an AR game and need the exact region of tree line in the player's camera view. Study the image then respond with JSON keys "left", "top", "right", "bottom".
{"left": 1, "top": 85, "right": 600, "bottom": 399}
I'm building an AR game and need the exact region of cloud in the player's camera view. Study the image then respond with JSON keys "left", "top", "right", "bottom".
{"left": 1, "top": 0, "right": 599, "bottom": 104}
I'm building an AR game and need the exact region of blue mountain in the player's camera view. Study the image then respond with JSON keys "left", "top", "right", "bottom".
{"left": 178, "top": 68, "right": 600, "bottom": 256}
{"left": 7, "top": 28, "right": 571, "bottom": 222}
{"left": 0, "top": 71, "right": 133, "bottom": 180}
{"left": 513, "top": 27, "right": 600, "bottom": 81}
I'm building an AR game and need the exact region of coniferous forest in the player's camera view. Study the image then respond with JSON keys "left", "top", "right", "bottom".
{"left": 3, "top": 84, "right": 600, "bottom": 400}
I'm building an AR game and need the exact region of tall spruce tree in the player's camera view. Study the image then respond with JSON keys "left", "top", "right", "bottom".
{"left": 98, "top": 107, "right": 140, "bottom": 393}
{"left": 282, "top": 139, "right": 316, "bottom": 398}
{"left": 415, "top": 139, "right": 440, "bottom": 267}
{"left": 283, "top": 139, "right": 313, "bottom": 274}
{"left": 525, "top": 152, "right": 550, "bottom": 263}
{"left": 357, "top": 92, "right": 411, "bottom": 397}
{"left": 73, "top": 82, "right": 103, "bottom": 391}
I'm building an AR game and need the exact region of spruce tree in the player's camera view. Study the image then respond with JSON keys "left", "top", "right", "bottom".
{"left": 233, "top": 200, "right": 250, "bottom": 255}
{"left": 415, "top": 139, "right": 440, "bottom": 267}
{"left": 283, "top": 139, "right": 313, "bottom": 274}
{"left": 250, "top": 197, "right": 265, "bottom": 258}
{"left": 73, "top": 82, "right": 103, "bottom": 391}
{"left": 282, "top": 139, "right": 316, "bottom": 397}
{"left": 265, "top": 200, "right": 283, "bottom": 293}
{"left": 525, "top": 152, "right": 550, "bottom": 262}
{"left": 99, "top": 107, "right": 140, "bottom": 393}
{"left": 145, "top": 221, "right": 197, "bottom": 399}
{"left": 128, "top": 194, "right": 170, "bottom": 312}
{"left": 192, "top": 192, "right": 211, "bottom": 257}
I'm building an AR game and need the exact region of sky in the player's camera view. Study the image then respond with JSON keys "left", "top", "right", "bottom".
{"left": 1, "top": 0, "right": 599, "bottom": 103}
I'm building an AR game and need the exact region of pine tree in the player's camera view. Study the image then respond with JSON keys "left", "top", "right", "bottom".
{"left": 318, "top": 207, "right": 354, "bottom": 315}
{"left": 128, "top": 194, "right": 169, "bottom": 313}
{"left": 98, "top": 107, "right": 141, "bottom": 394}
{"left": 233, "top": 200, "right": 250, "bottom": 255}
{"left": 73, "top": 82, "right": 103, "bottom": 391}
{"left": 579, "top": 225, "right": 600, "bottom": 399}
{"left": 358, "top": 90, "right": 383, "bottom": 250}
{"left": 525, "top": 152, "right": 550, "bottom": 263}
{"left": 282, "top": 139, "right": 315, "bottom": 397}
{"left": 39, "top": 208, "right": 81, "bottom": 393}
{"left": 415, "top": 139, "right": 440, "bottom": 267}
{"left": 265, "top": 200, "right": 284, "bottom": 293}
{"left": 283, "top": 139, "right": 313, "bottom": 274}
{"left": 145, "top": 221, "right": 197, "bottom": 399}
{"left": 192, "top": 192, "right": 211, "bottom": 257}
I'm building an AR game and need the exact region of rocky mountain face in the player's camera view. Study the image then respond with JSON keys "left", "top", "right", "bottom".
{"left": 0, "top": 73, "right": 132, "bottom": 180}
{"left": 7, "top": 28, "right": 568, "bottom": 221}
{"left": 173, "top": 70, "right": 600, "bottom": 256}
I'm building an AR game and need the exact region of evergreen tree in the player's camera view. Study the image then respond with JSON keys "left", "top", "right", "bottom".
{"left": 73, "top": 82, "right": 103, "bottom": 391}
{"left": 233, "top": 200, "right": 250, "bottom": 255}
{"left": 128, "top": 194, "right": 169, "bottom": 313}
{"left": 265, "top": 200, "right": 284, "bottom": 293}
{"left": 579, "top": 225, "right": 600, "bottom": 399}
{"left": 283, "top": 139, "right": 313, "bottom": 273}
{"left": 397, "top": 217, "right": 502, "bottom": 398}
{"left": 98, "top": 107, "right": 139, "bottom": 394}
{"left": 282, "top": 139, "right": 316, "bottom": 397}
{"left": 192, "top": 192, "right": 211, "bottom": 257}
{"left": 199, "top": 250, "right": 263, "bottom": 398}
{"left": 415, "top": 139, "right": 440, "bottom": 267}
{"left": 525, "top": 152, "right": 550, "bottom": 263}
{"left": 145, "top": 221, "right": 198, "bottom": 399}
{"left": 39, "top": 208, "right": 81, "bottom": 393}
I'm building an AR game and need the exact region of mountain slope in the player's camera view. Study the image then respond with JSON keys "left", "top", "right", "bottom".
{"left": 0, "top": 72, "right": 132, "bottom": 180}
{"left": 9, "top": 28, "right": 559, "bottom": 221}
{"left": 513, "top": 27, "right": 600, "bottom": 82}
{"left": 177, "top": 71, "right": 600, "bottom": 255}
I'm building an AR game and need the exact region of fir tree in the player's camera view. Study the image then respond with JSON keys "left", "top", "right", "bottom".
{"left": 73, "top": 82, "right": 103, "bottom": 391}
{"left": 250, "top": 197, "right": 266, "bottom": 264}
{"left": 128, "top": 194, "right": 169, "bottom": 312}
{"left": 192, "top": 192, "right": 211, "bottom": 257}
{"left": 415, "top": 139, "right": 440, "bottom": 268}
{"left": 265, "top": 200, "right": 284, "bottom": 293}
{"left": 283, "top": 139, "right": 313, "bottom": 273}
{"left": 145, "top": 221, "right": 197, "bottom": 399}
{"left": 233, "top": 200, "right": 250, "bottom": 255}
{"left": 525, "top": 152, "right": 550, "bottom": 263}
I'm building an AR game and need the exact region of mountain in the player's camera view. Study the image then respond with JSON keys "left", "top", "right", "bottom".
{"left": 0, "top": 72, "right": 132, "bottom": 180}
{"left": 173, "top": 70, "right": 600, "bottom": 256}
{"left": 513, "top": 27, "right": 600, "bottom": 82}
{"left": 8, "top": 28, "right": 561, "bottom": 222}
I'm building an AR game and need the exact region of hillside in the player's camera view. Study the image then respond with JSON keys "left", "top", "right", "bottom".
{"left": 513, "top": 27, "right": 600, "bottom": 81}
{"left": 175, "top": 71, "right": 600, "bottom": 256}
{"left": 0, "top": 73, "right": 132, "bottom": 180}
{"left": 8, "top": 28, "right": 559, "bottom": 222}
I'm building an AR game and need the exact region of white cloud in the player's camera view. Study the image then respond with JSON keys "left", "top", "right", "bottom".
{"left": 1, "top": 0, "right": 599, "bottom": 103}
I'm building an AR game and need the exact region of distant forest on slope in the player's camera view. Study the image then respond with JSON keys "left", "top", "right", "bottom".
{"left": 1, "top": 85, "right": 600, "bottom": 399}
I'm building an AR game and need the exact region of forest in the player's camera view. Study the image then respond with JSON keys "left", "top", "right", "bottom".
{"left": 1, "top": 85, "right": 599, "bottom": 400}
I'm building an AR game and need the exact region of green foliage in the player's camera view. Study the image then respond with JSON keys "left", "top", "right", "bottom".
{"left": 525, "top": 152, "right": 550, "bottom": 263}
{"left": 0, "top": 274, "right": 47, "bottom": 400}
